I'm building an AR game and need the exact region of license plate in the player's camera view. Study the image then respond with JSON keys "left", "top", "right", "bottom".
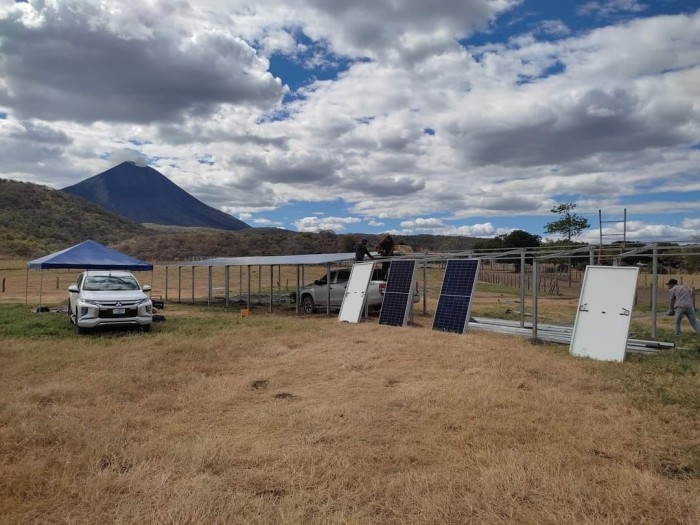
{"left": 113, "top": 308, "right": 126, "bottom": 315}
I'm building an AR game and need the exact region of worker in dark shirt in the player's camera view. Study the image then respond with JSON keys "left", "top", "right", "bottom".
{"left": 376, "top": 235, "right": 395, "bottom": 257}
{"left": 376, "top": 234, "right": 395, "bottom": 279}
{"left": 354, "top": 239, "right": 374, "bottom": 261}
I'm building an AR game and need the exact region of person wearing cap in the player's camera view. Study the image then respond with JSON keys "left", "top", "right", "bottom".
{"left": 666, "top": 278, "right": 700, "bottom": 336}
{"left": 354, "top": 238, "right": 374, "bottom": 262}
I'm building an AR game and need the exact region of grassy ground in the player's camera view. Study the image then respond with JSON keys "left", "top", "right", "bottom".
{"left": 1, "top": 261, "right": 699, "bottom": 523}
{"left": 1, "top": 300, "right": 699, "bottom": 524}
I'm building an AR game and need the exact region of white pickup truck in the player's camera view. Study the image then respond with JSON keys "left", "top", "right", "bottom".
{"left": 292, "top": 266, "right": 418, "bottom": 314}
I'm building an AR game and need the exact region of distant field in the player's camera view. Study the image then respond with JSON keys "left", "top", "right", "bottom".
{"left": 1, "top": 259, "right": 699, "bottom": 524}
{"left": 1, "top": 259, "right": 685, "bottom": 340}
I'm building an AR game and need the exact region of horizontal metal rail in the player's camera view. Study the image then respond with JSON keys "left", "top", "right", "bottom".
{"left": 469, "top": 317, "right": 673, "bottom": 355}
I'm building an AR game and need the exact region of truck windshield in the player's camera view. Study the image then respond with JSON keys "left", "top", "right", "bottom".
{"left": 83, "top": 276, "right": 140, "bottom": 291}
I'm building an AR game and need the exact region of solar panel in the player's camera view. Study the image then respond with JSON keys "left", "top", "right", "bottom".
{"left": 432, "top": 259, "right": 480, "bottom": 333}
{"left": 379, "top": 259, "right": 417, "bottom": 327}
{"left": 570, "top": 266, "right": 639, "bottom": 362}
{"left": 338, "top": 262, "right": 374, "bottom": 323}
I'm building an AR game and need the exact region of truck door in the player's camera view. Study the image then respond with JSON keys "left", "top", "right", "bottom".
{"left": 330, "top": 269, "right": 351, "bottom": 306}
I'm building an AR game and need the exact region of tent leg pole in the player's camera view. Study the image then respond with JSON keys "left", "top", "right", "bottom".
{"left": 25, "top": 268, "right": 29, "bottom": 306}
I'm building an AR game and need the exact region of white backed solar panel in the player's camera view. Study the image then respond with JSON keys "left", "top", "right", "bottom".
{"left": 338, "top": 262, "right": 374, "bottom": 323}
{"left": 570, "top": 266, "right": 639, "bottom": 362}
{"left": 432, "top": 259, "right": 480, "bottom": 333}
{"left": 379, "top": 259, "right": 417, "bottom": 327}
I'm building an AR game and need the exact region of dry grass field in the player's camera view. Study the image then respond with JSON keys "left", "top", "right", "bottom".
{"left": 1, "top": 261, "right": 699, "bottom": 524}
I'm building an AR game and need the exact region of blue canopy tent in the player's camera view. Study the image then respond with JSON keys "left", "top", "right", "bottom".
{"left": 26, "top": 240, "right": 152, "bottom": 305}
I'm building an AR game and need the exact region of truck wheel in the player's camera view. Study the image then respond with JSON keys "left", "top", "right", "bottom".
{"left": 301, "top": 295, "right": 315, "bottom": 314}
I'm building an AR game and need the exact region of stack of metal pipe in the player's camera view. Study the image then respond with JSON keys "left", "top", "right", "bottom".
{"left": 468, "top": 317, "right": 673, "bottom": 355}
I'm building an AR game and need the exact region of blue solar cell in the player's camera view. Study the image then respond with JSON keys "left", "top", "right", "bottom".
{"left": 379, "top": 259, "right": 417, "bottom": 326}
{"left": 433, "top": 296, "right": 471, "bottom": 333}
{"left": 379, "top": 292, "right": 410, "bottom": 326}
{"left": 441, "top": 259, "right": 478, "bottom": 296}
{"left": 432, "top": 259, "right": 480, "bottom": 333}
{"left": 385, "top": 260, "right": 416, "bottom": 294}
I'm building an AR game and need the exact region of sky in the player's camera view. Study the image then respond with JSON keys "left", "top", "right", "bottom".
{"left": 0, "top": 0, "right": 699, "bottom": 244}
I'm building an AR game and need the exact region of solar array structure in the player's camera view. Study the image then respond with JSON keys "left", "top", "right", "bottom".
{"left": 379, "top": 259, "right": 418, "bottom": 327}
{"left": 432, "top": 259, "right": 480, "bottom": 333}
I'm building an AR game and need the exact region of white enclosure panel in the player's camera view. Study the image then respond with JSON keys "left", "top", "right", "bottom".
{"left": 338, "top": 262, "right": 374, "bottom": 323}
{"left": 570, "top": 266, "right": 639, "bottom": 362}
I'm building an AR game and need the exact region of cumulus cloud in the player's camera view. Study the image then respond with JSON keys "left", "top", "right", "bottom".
{"left": 108, "top": 149, "right": 148, "bottom": 167}
{"left": 252, "top": 217, "right": 285, "bottom": 227}
{"left": 293, "top": 216, "right": 362, "bottom": 232}
{"left": 398, "top": 218, "right": 507, "bottom": 237}
{"left": 577, "top": 0, "right": 646, "bottom": 18}
{"left": 578, "top": 219, "right": 700, "bottom": 244}
{"left": 0, "top": 1, "right": 698, "bottom": 241}
{"left": 0, "top": 0, "right": 283, "bottom": 123}
{"left": 281, "top": 0, "right": 516, "bottom": 63}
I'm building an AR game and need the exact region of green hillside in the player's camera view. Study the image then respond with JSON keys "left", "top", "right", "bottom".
{"left": 0, "top": 179, "right": 146, "bottom": 258}
{"left": 0, "top": 179, "right": 479, "bottom": 261}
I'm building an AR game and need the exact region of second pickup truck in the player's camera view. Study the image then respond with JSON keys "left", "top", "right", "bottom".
{"left": 292, "top": 266, "right": 418, "bottom": 314}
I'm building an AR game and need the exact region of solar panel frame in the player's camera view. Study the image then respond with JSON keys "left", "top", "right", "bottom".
{"left": 570, "top": 266, "right": 639, "bottom": 362}
{"left": 337, "top": 262, "right": 374, "bottom": 323}
{"left": 379, "top": 259, "right": 418, "bottom": 327}
{"left": 432, "top": 259, "right": 480, "bottom": 333}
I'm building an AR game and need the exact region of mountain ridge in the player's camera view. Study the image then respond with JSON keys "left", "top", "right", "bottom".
{"left": 0, "top": 175, "right": 480, "bottom": 261}
{"left": 62, "top": 162, "right": 250, "bottom": 231}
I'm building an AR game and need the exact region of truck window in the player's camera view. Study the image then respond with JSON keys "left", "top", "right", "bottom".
{"left": 372, "top": 269, "right": 385, "bottom": 280}
{"left": 336, "top": 270, "right": 351, "bottom": 283}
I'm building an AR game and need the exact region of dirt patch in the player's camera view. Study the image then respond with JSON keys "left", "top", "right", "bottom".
{"left": 273, "top": 392, "right": 296, "bottom": 399}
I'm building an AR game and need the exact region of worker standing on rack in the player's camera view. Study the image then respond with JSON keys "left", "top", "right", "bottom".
{"left": 376, "top": 234, "right": 395, "bottom": 279}
{"left": 354, "top": 239, "right": 374, "bottom": 262}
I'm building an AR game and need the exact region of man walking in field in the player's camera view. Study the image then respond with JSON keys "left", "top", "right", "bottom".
{"left": 666, "top": 278, "right": 700, "bottom": 337}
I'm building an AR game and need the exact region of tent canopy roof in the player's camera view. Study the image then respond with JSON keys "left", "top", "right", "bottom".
{"left": 28, "top": 240, "right": 153, "bottom": 271}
